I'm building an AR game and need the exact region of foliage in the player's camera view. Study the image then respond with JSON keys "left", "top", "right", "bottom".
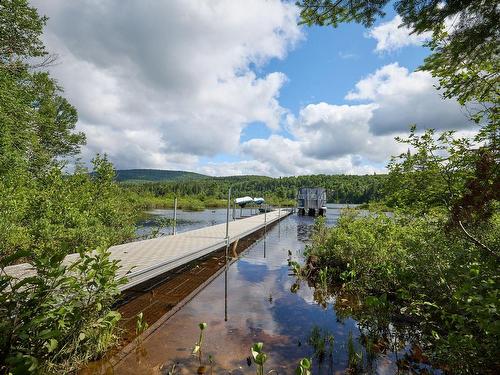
{"left": 0, "top": 1, "right": 136, "bottom": 373}
{"left": 192, "top": 322, "right": 207, "bottom": 359}
{"left": 0, "top": 157, "right": 136, "bottom": 263}
{"left": 308, "top": 326, "right": 334, "bottom": 364}
{"left": 250, "top": 342, "right": 268, "bottom": 375}
{"left": 303, "top": 104, "right": 498, "bottom": 373}
{"left": 295, "top": 358, "right": 311, "bottom": 375}
{"left": 297, "top": 5, "right": 498, "bottom": 371}
{"left": 346, "top": 331, "right": 363, "bottom": 374}
{"left": 385, "top": 129, "right": 499, "bottom": 259}
{"left": 0, "top": 0, "right": 47, "bottom": 64}
{"left": 308, "top": 206, "right": 499, "bottom": 373}
{"left": 135, "top": 312, "right": 149, "bottom": 341}
{"left": 0, "top": 247, "right": 125, "bottom": 374}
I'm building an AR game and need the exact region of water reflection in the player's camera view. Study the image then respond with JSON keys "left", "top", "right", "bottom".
{"left": 137, "top": 203, "right": 359, "bottom": 239}
{"left": 101, "top": 206, "right": 420, "bottom": 374}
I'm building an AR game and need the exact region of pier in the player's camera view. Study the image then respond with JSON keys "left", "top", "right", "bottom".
{"left": 5, "top": 209, "right": 291, "bottom": 292}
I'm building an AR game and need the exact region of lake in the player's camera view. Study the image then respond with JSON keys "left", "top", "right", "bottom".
{"left": 96, "top": 204, "right": 428, "bottom": 374}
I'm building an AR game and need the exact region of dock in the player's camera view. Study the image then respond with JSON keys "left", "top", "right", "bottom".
{"left": 5, "top": 209, "right": 290, "bottom": 291}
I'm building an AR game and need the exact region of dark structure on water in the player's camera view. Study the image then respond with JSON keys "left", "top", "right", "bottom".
{"left": 297, "top": 188, "right": 327, "bottom": 216}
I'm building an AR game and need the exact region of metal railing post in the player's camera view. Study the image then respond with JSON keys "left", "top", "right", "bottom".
{"left": 225, "top": 187, "right": 231, "bottom": 261}
{"left": 172, "top": 196, "right": 177, "bottom": 235}
{"left": 264, "top": 203, "right": 267, "bottom": 233}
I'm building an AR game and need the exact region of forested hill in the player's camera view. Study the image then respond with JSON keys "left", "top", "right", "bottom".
{"left": 115, "top": 169, "right": 207, "bottom": 182}
{"left": 123, "top": 173, "right": 388, "bottom": 204}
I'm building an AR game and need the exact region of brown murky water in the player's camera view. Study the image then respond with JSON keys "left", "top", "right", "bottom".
{"left": 84, "top": 206, "right": 422, "bottom": 374}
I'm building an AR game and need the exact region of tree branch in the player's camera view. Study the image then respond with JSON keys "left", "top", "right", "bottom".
{"left": 458, "top": 220, "right": 499, "bottom": 260}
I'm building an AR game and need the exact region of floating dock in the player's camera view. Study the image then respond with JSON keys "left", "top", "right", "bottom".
{"left": 5, "top": 209, "right": 290, "bottom": 292}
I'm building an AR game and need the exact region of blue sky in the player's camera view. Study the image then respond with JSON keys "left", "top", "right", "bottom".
{"left": 265, "top": 25, "right": 429, "bottom": 112}
{"left": 241, "top": 21, "right": 430, "bottom": 144}
{"left": 34, "top": 1, "right": 472, "bottom": 176}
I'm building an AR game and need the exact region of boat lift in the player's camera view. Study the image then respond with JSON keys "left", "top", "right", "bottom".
{"left": 234, "top": 196, "right": 267, "bottom": 217}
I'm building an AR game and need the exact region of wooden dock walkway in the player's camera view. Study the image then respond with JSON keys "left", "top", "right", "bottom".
{"left": 5, "top": 209, "right": 290, "bottom": 291}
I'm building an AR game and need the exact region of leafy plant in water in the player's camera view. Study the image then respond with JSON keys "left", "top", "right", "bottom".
{"left": 295, "top": 358, "right": 312, "bottom": 375}
{"left": 347, "top": 331, "right": 363, "bottom": 374}
{"left": 208, "top": 354, "right": 214, "bottom": 375}
{"left": 251, "top": 342, "right": 267, "bottom": 375}
{"left": 135, "top": 312, "right": 149, "bottom": 345}
{"left": 192, "top": 322, "right": 207, "bottom": 360}
{"left": 308, "top": 325, "right": 334, "bottom": 370}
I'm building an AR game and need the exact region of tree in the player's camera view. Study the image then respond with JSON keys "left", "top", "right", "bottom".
{"left": 0, "top": 0, "right": 47, "bottom": 64}
{"left": 0, "top": 1, "right": 135, "bottom": 372}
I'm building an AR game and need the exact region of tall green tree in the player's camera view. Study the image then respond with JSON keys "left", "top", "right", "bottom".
{"left": 0, "top": 1, "right": 135, "bottom": 373}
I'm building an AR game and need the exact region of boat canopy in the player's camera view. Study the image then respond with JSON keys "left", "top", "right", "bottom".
{"left": 235, "top": 196, "right": 253, "bottom": 206}
{"left": 253, "top": 197, "right": 265, "bottom": 205}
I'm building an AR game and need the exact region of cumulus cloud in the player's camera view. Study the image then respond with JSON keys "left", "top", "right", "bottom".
{"left": 346, "top": 63, "right": 470, "bottom": 135}
{"left": 240, "top": 136, "right": 385, "bottom": 176}
{"left": 223, "top": 62, "right": 473, "bottom": 176}
{"left": 367, "top": 15, "right": 431, "bottom": 52}
{"left": 33, "top": 0, "right": 302, "bottom": 170}
{"left": 34, "top": 2, "right": 475, "bottom": 176}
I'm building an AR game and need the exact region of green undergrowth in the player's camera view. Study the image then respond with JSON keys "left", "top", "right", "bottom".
{"left": 304, "top": 208, "right": 499, "bottom": 374}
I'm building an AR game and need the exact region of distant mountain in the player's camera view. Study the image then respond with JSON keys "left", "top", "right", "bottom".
{"left": 115, "top": 169, "right": 208, "bottom": 182}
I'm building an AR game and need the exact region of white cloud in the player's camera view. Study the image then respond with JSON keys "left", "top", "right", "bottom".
{"left": 367, "top": 15, "right": 431, "bottom": 52}
{"left": 240, "top": 135, "right": 385, "bottom": 176}
{"left": 224, "top": 62, "right": 474, "bottom": 176}
{"left": 346, "top": 63, "right": 470, "bottom": 135}
{"left": 33, "top": 0, "right": 302, "bottom": 170}
{"left": 33, "top": 2, "right": 476, "bottom": 177}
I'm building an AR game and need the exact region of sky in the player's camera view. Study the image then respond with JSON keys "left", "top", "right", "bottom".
{"left": 32, "top": 0, "right": 475, "bottom": 176}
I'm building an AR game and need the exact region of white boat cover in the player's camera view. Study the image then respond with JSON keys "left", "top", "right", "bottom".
{"left": 253, "top": 197, "right": 265, "bottom": 205}
{"left": 235, "top": 196, "right": 253, "bottom": 206}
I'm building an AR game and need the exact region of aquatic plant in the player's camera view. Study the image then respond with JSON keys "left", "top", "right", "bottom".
{"left": 208, "top": 354, "right": 214, "bottom": 375}
{"left": 250, "top": 342, "right": 267, "bottom": 375}
{"left": 165, "top": 363, "right": 177, "bottom": 375}
{"left": 308, "top": 326, "right": 334, "bottom": 367}
{"left": 135, "top": 312, "right": 149, "bottom": 347}
{"left": 192, "top": 322, "right": 208, "bottom": 359}
{"left": 347, "top": 331, "right": 363, "bottom": 374}
{"left": 295, "top": 358, "right": 312, "bottom": 375}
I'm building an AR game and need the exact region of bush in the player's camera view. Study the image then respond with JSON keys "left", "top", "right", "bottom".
{"left": 0, "top": 157, "right": 136, "bottom": 373}
{"left": 307, "top": 210, "right": 500, "bottom": 373}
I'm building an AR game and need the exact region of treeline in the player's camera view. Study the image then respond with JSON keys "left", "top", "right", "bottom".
{"left": 115, "top": 168, "right": 206, "bottom": 182}
{"left": 123, "top": 174, "right": 388, "bottom": 206}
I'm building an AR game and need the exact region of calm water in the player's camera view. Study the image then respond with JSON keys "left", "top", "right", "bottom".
{"left": 137, "top": 203, "right": 357, "bottom": 237}
{"left": 109, "top": 204, "right": 414, "bottom": 374}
